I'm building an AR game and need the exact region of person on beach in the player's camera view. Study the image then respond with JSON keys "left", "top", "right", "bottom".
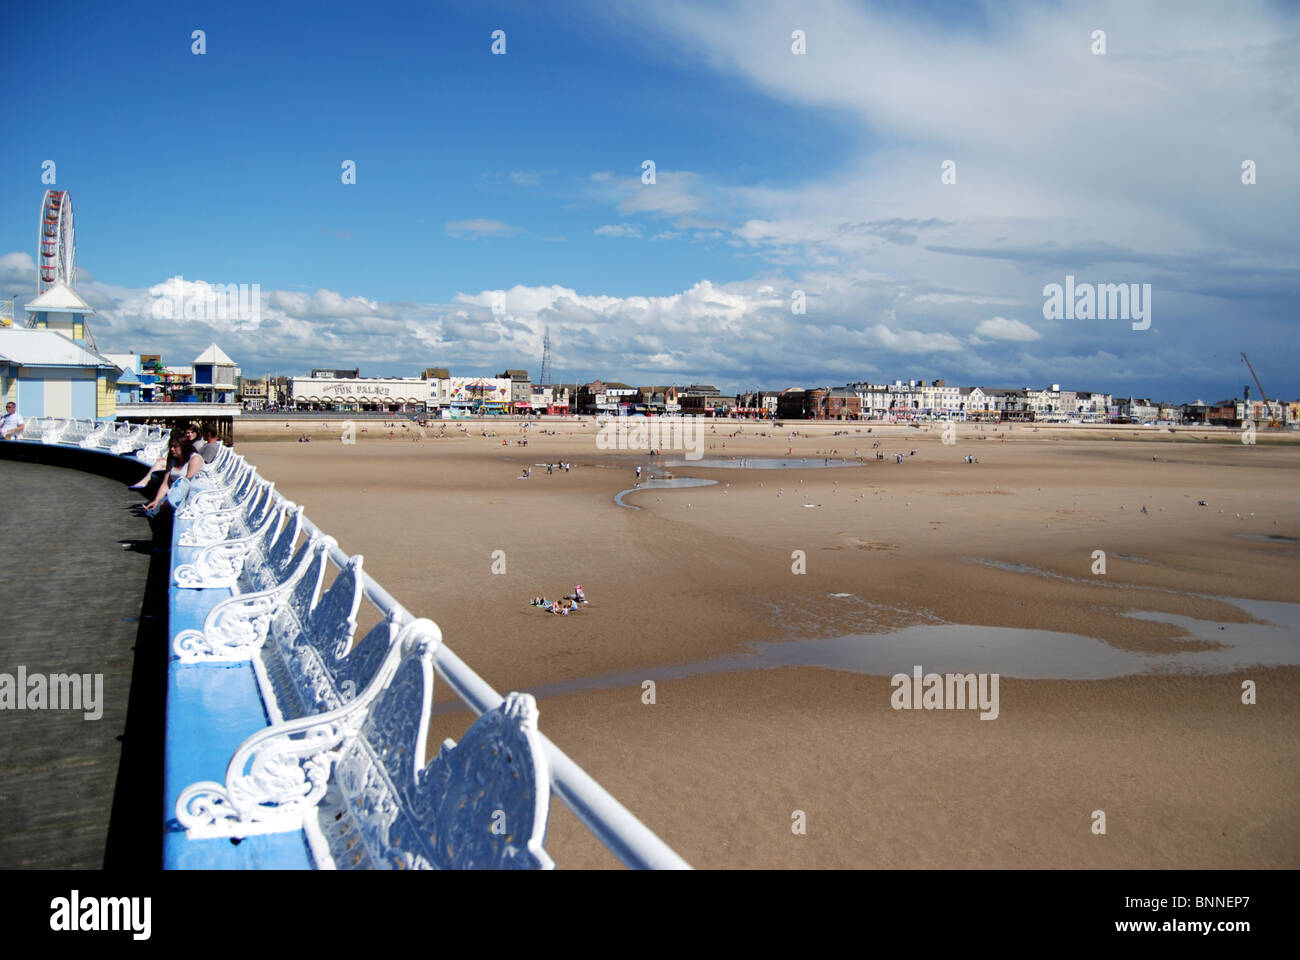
{"left": 636, "top": 465, "right": 642, "bottom": 481}
{"left": 1, "top": 401, "right": 25, "bottom": 439}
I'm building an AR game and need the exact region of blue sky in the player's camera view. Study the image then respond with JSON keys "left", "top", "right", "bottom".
{"left": 1, "top": 0, "right": 1297, "bottom": 400}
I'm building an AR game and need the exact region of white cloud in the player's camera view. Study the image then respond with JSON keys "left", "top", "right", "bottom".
{"left": 604, "top": 0, "right": 1297, "bottom": 292}
{"left": 914, "top": 293, "right": 1018, "bottom": 307}
{"left": 509, "top": 171, "right": 541, "bottom": 186}
{"left": 974, "top": 316, "right": 1042, "bottom": 342}
{"left": 0, "top": 252, "right": 37, "bottom": 291}
{"left": 617, "top": 169, "right": 705, "bottom": 219}
{"left": 595, "top": 223, "right": 643, "bottom": 238}
{"left": 445, "top": 219, "right": 520, "bottom": 238}
{"left": 866, "top": 324, "right": 965, "bottom": 353}
{"left": 14, "top": 257, "right": 1239, "bottom": 395}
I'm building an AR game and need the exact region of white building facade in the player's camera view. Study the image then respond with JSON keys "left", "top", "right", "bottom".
{"left": 291, "top": 375, "right": 428, "bottom": 411}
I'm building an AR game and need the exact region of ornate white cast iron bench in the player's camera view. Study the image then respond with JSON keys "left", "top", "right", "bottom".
{"left": 176, "top": 613, "right": 557, "bottom": 869}
{"left": 177, "top": 463, "right": 261, "bottom": 524}
{"left": 179, "top": 478, "right": 277, "bottom": 547}
{"left": 178, "top": 457, "right": 254, "bottom": 517}
{"left": 172, "top": 526, "right": 558, "bottom": 867}
{"left": 60, "top": 418, "right": 97, "bottom": 445}
{"left": 208, "top": 443, "right": 234, "bottom": 472}
{"left": 78, "top": 420, "right": 116, "bottom": 449}
{"left": 174, "top": 498, "right": 304, "bottom": 591}
{"left": 111, "top": 423, "right": 150, "bottom": 454}
{"left": 136, "top": 426, "right": 168, "bottom": 464}
{"left": 172, "top": 530, "right": 336, "bottom": 664}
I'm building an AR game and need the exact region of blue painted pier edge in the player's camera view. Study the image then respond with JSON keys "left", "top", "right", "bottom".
{"left": 162, "top": 529, "right": 313, "bottom": 869}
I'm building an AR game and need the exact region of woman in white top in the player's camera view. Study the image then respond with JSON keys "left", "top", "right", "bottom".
{"left": 145, "top": 429, "right": 205, "bottom": 515}
{"left": 131, "top": 422, "right": 202, "bottom": 488}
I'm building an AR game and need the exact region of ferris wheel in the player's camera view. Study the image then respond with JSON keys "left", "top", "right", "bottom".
{"left": 37, "top": 189, "right": 76, "bottom": 293}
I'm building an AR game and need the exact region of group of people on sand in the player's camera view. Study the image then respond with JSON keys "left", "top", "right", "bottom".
{"left": 520, "top": 461, "right": 571, "bottom": 479}
{"left": 530, "top": 585, "right": 588, "bottom": 616}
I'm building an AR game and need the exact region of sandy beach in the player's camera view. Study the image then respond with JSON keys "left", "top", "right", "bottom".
{"left": 232, "top": 417, "right": 1300, "bottom": 868}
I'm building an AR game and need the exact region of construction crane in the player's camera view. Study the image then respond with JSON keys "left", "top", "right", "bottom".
{"left": 1240, "top": 352, "right": 1282, "bottom": 428}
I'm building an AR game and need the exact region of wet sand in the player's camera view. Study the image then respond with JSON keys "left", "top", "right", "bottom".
{"left": 233, "top": 418, "right": 1300, "bottom": 868}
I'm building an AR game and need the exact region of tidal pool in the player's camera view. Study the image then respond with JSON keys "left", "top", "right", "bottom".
{"left": 613, "top": 476, "right": 717, "bottom": 509}
{"left": 663, "top": 457, "right": 861, "bottom": 469}
{"left": 480, "top": 595, "right": 1300, "bottom": 707}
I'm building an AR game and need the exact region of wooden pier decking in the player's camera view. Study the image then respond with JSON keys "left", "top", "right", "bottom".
{"left": 0, "top": 456, "right": 165, "bottom": 868}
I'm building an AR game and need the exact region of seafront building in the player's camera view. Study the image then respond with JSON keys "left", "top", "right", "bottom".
{"left": 289, "top": 372, "right": 429, "bottom": 412}
{"left": 191, "top": 343, "right": 239, "bottom": 404}
{"left": 0, "top": 328, "right": 120, "bottom": 418}
{"left": 103, "top": 353, "right": 143, "bottom": 404}
{"left": 0, "top": 272, "right": 121, "bottom": 418}
{"left": 237, "top": 364, "right": 1292, "bottom": 427}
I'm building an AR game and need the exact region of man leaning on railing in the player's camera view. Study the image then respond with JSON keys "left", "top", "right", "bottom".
{"left": 1, "top": 401, "right": 24, "bottom": 440}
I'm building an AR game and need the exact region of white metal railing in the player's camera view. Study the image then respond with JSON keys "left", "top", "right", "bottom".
{"left": 5, "top": 417, "right": 690, "bottom": 870}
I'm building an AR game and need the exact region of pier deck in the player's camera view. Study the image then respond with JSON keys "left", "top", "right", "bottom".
{"left": 0, "top": 457, "right": 161, "bottom": 868}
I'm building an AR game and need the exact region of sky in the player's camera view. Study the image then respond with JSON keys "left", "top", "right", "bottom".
{"left": 1, "top": 0, "right": 1296, "bottom": 401}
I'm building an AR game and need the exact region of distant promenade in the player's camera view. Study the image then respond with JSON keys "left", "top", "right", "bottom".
{"left": 0, "top": 454, "right": 163, "bottom": 868}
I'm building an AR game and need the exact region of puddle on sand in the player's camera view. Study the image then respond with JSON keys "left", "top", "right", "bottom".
{"left": 1234, "top": 533, "right": 1300, "bottom": 559}
{"left": 970, "top": 557, "right": 1184, "bottom": 594}
{"left": 614, "top": 476, "right": 717, "bottom": 510}
{"left": 1113, "top": 553, "right": 1167, "bottom": 566}
{"left": 664, "top": 457, "right": 860, "bottom": 469}
{"left": 504, "top": 595, "right": 1300, "bottom": 703}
